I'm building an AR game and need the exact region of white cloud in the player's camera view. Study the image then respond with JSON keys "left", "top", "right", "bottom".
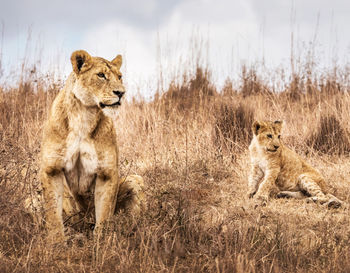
{"left": 1, "top": 0, "right": 349, "bottom": 94}
{"left": 79, "top": 21, "right": 159, "bottom": 98}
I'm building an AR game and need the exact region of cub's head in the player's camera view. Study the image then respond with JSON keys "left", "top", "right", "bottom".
{"left": 252, "top": 120, "right": 283, "bottom": 153}
{"left": 70, "top": 50, "right": 125, "bottom": 116}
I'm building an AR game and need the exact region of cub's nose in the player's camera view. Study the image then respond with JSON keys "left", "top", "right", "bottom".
{"left": 113, "top": 90, "right": 125, "bottom": 98}
{"left": 274, "top": 145, "right": 279, "bottom": 149}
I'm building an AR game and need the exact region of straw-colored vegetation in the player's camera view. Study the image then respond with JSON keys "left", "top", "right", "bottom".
{"left": 1, "top": 56, "right": 350, "bottom": 272}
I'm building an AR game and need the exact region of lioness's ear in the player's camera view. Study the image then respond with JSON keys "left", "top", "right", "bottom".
{"left": 111, "top": 55, "right": 122, "bottom": 69}
{"left": 273, "top": 120, "right": 283, "bottom": 131}
{"left": 71, "top": 50, "right": 93, "bottom": 74}
{"left": 252, "top": 121, "right": 261, "bottom": 136}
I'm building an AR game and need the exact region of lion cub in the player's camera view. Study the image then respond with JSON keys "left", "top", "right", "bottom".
{"left": 248, "top": 120, "right": 342, "bottom": 208}
{"left": 40, "top": 50, "right": 144, "bottom": 242}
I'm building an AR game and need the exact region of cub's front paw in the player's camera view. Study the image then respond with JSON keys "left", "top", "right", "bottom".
{"left": 255, "top": 194, "right": 268, "bottom": 207}
{"left": 327, "top": 198, "right": 342, "bottom": 209}
{"left": 248, "top": 191, "right": 256, "bottom": 199}
{"left": 276, "top": 192, "right": 290, "bottom": 199}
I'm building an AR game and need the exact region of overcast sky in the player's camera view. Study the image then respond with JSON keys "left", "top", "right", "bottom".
{"left": 0, "top": 0, "right": 349, "bottom": 97}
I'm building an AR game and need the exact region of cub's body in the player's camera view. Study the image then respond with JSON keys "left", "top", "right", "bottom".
{"left": 248, "top": 120, "right": 342, "bottom": 207}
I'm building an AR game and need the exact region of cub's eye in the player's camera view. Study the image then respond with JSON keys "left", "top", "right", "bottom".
{"left": 278, "top": 135, "right": 281, "bottom": 139}
{"left": 118, "top": 75, "right": 122, "bottom": 80}
{"left": 97, "top": 72, "right": 106, "bottom": 79}
{"left": 267, "top": 134, "right": 272, "bottom": 139}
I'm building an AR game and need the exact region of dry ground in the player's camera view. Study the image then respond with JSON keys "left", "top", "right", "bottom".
{"left": 1, "top": 67, "right": 350, "bottom": 272}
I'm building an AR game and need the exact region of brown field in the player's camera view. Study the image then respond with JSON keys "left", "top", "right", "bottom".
{"left": 1, "top": 62, "right": 350, "bottom": 272}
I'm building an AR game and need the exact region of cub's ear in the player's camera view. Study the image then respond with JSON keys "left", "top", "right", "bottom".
{"left": 252, "top": 121, "right": 262, "bottom": 136}
{"left": 111, "top": 54, "right": 122, "bottom": 69}
{"left": 71, "top": 50, "right": 93, "bottom": 74}
{"left": 273, "top": 120, "right": 283, "bottom": 131}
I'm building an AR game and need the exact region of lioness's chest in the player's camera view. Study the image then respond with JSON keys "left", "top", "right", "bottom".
{"left": 63, "top": 131, "right": 99, "bottom": 195}
{"left": 64, "top": 131, "right": 98, "bottom": 173}
{"left": 63, "top": 112, "right": 100, "bottom": 194}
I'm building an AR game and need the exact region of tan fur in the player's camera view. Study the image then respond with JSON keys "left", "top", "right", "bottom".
{"left": 115, "top": 175, "right": 145, "bottom": 215}
{"left": 248, "top": 120, "right": 343, "bottom": 208}
{"left": 39, "top": 50, "right": 142, "bottom": 242}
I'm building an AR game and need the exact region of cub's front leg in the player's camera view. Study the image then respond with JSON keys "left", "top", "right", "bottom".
{"left": 248, "top": 164, "right": 264, "bottom": 198}
{"left": 254, "top": 166, "right": 280, "bottom": 203}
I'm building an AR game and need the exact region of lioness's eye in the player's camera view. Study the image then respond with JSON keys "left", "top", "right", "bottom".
{"left": 97, "top": 72, "right": 106, "bottom": 79}
{"left": 118, "top": 75, "right": 122, "bottom": 80}
{"left": 267, "top": 134, "right": 272, "bottom": 139}
{"left": 278, "top": 135, "right": 281, "bottom": 139}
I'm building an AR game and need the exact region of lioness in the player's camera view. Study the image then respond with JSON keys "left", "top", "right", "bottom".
{"left": 40, "top": 50, "right": 143, "bottom": 242}
{"left": 248, "top": 120, "right": 343, "bottom": 208}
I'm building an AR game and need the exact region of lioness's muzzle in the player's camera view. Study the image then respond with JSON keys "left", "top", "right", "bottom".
{"left": 99, "top": 101, "right": 121, "bottom": 108}
{"left": 99, "top": 91, "right": 125, "bottom": 108}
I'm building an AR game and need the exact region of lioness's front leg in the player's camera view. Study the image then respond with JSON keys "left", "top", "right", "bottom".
{"left": 40, "top": 166, "right": 65, "bottom": 242}
{"left": 94, "top": 169, "right": 119, "bottom": 235}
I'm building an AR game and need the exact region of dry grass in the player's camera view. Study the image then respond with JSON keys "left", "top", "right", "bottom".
{"left": 1, "top": 61, "right": 350, "bottom": 273}
{"left": 307, "top": 114, "right": 350, "bottom": 155}
{"left": 214, "top": 100, "right": 254, "bottom": 155}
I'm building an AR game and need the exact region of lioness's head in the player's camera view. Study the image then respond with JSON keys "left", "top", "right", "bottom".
{"left": 252, "top": 120, "right": 283, "bottom": 153}
{"left": 70, "top": 50, "right": 125, "bottom": 116}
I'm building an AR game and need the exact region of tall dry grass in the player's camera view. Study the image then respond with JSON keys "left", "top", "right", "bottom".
{"left": 1, "top": 57, "right": 350, "bottom": 272}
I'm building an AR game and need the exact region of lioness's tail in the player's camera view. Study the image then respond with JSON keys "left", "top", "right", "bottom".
{"left": 116, "top": 175, "right": 146, "bottom": 215}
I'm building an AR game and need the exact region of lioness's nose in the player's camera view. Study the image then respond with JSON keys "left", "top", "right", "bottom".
{"left": 274, "top": 145, "right": 279, "bottom": 149}
{"left": 113, "top": 90, "right": 125, "bottom": 98}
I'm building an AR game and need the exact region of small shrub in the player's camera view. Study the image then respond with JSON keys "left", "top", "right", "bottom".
{"left": 159, "top": 67, "right": 217, "bottom": 114}
{"left": 213, "top": 101, "right": 254, "bottom": 154}
{"left": 240, "top": 65, "right": 268, "bottom": 97}
{"left": 307, "top": 114, "right": 350, "bottom": 155}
